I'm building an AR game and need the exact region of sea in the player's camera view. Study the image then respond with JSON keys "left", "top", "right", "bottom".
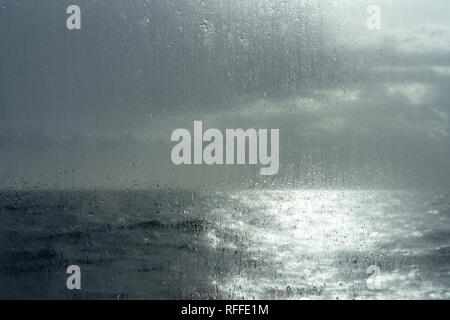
{"left": 1, "top": 189, "right": 450, "bottom": 299}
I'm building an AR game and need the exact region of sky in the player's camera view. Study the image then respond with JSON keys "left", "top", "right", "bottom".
{"left": 0, "top": 0, "right": 449, "bottom": 190}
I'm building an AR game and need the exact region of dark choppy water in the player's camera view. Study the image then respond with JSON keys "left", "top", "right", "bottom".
{"left": 1, "top": 189, "right": 450, "bottom": 299}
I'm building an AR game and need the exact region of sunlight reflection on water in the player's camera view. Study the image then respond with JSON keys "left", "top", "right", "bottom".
{"left": 210, "top": 190, "right": 450, "bottom": 299}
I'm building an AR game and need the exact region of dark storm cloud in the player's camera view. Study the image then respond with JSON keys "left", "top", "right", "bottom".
{"left": 0, "top": 0, "right": 340, "bottom": 119}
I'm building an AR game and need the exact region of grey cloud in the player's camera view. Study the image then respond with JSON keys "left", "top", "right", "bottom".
{"left": 1, "top": 0, "right": 450, "bottom": 189}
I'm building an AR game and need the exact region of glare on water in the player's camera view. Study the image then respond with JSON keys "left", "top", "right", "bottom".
{"left": 1, "top": 189, "right": 449, "bottom": 299}
{"left": 206, "top": 190, "right": 450, "bottom": 300}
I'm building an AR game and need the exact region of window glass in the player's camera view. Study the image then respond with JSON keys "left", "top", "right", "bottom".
{"left": 1, "top": 0, "right": 449, "bottom": 299}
